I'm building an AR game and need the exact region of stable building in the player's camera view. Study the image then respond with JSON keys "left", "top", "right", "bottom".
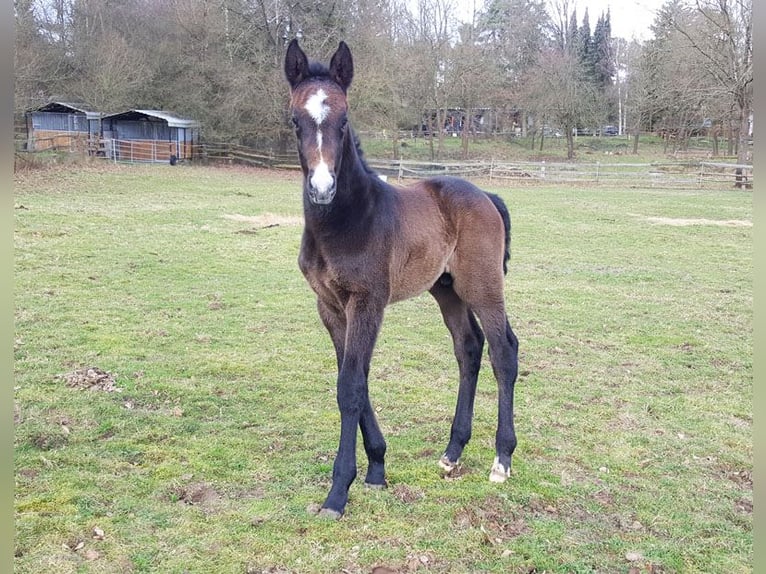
{"left": 25, "top": 101, "right": 102, "bottom": 152}
{"left": 100, "top": 109, "right": 200, "bottom": 163}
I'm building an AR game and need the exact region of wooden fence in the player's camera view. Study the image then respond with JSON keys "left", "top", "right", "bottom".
{"left": 200, "top": 142, "right": 299, "bottom": 169}
{"left": 195, "top": 142, "right": 752, "bottom": 189}
{"left": 363, "top": 158, "right": 753, "bottom": 189}
{"left": 14, "top": 136, "right": 753, "bottom": 189}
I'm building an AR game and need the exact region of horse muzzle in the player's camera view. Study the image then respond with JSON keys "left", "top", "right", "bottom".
{"left": 307, "top": 184, "right": 336, "bottom": 205}
{"left": 307, "top": 165, "right": 337, "bottom": 204}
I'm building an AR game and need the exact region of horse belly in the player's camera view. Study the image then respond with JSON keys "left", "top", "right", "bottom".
{"left": 388, "top": 244, "right": 451, "bottom": 303}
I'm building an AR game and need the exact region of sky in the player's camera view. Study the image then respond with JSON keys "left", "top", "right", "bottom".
{"left": 576, "top": 0, "right": 667, "bottom": 41}
{"left": 455, "top": 0, "right": 668, "bottom": 42}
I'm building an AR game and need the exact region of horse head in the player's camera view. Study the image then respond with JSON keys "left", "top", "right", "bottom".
{"left": 284, "top": 40, "right": 354, "bottom": 205}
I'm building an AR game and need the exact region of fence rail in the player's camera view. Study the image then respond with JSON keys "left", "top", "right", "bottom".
{"left": 201, "top": 142, "right": 299, "bottom": 169}
{"left": 14, "top": 136, "right": 753, "bottom": 189}
{"left": 362, "top": 158, "right": 753, "bottom": 189}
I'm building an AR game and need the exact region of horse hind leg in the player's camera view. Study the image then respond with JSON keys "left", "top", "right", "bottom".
{"left": 429, "top": 281, "right": 485, "bottom": 472}
{"left": 473, "top": 307, "right": 518, "bottom": 483}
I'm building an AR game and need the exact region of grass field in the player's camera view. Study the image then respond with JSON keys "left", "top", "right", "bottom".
{"left": 14, "top": 163, "right": 752, "bottom": 573}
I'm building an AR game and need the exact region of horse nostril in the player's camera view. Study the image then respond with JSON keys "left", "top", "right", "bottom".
{"left": 309, "top": 162, "right": 335, "bottom": 196}
{"left": 309, "top": 185, "right": 336, "bottom": 205}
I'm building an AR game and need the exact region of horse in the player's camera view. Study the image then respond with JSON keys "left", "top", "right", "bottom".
{"left": 284, "top": 39, "right": 520, "bottom": 518}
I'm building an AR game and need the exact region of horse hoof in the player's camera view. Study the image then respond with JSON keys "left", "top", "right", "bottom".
{"left": 317, "top": 507, "right": 343, "bottom": 520}
{"left": 364, "top": 481, "right": 387, "bottom": 490}
{"left": 489, "top": 459, "right": 510, "bottom": 483}
{"left": 439, "top": 455, "right": 458, "bottom": 472}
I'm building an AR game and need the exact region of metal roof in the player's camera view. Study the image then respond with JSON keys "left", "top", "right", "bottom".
{"left": 29, "top": 101, "right": 102, "bottom": 119}
{"left": 102, "top": 109, "right": 200, "bottom": 128}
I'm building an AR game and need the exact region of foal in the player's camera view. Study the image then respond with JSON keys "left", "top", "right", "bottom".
{"left": 284, "top": 39, "right": 519, "bottom": 518}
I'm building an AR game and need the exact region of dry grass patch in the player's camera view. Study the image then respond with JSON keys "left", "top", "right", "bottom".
{"left": 222, "top": 212, "right": 303, "bottom": 228}
{"left": 642, "top": 215, "right": 752, "bottom": 227}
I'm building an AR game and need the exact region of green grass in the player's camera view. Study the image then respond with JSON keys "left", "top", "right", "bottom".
{"left": 14, "top": 163, "right": 752, "bottom": 573}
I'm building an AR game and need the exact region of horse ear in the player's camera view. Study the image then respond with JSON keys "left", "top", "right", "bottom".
{"left": 284, "top": 39, "right": 309, "bottom": 89}
{"left": 329, "top": 41, "right": 354, "bottom": 92}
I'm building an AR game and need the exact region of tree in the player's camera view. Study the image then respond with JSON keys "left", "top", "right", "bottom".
{"left": 591, "top": 10, "right": 615, "bottom": 91}
{"left": 674, "top": 0, "right": 752, "bottom": 176}
{"left": 477, "top": 0, "right": 550, "bottom": 137}
{"left": 621, "top": 39, "right": 652, "bottom": 152}
{"left": 523, "top": 47, "right": 601, "bottom": 159}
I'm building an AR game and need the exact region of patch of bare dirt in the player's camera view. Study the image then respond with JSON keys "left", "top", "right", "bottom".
{"left": 391, "top": 484, "right": 425, "bottom": 504}
{"left": 173, "top": 481, "right": 221, "bottom": 512}
{"left": 453, "top": 495, "right": 527, "bottom": 543}
{"left": 223, "top": 213, "right": 303, "bottom": 230}
{"left": 725, "top": 469, "right": 753, "bottom": 490}
{"left": 58, "top": 367, "right": 122, "bottom": 392}
{"left": 644, "top": 216, "right": 752, "bottom": 227}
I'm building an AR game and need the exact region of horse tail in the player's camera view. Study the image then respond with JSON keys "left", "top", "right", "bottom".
{"left": 487, "top": 193, "right": 511, "bottom": 275}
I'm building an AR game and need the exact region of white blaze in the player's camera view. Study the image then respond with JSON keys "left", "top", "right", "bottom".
{"left": 305, "top": 90, "right": 335, "bottom": 195}
{"left": 305, "top": 89, "right": 330, "bottom": 125}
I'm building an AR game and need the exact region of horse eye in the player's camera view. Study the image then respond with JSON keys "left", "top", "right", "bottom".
{"left": 340, "top": 117, "right": 348, "bottom": 131}
{"left": 291, "top": 116, "right": 300, "bottom": 129}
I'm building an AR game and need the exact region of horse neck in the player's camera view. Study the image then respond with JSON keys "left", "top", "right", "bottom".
{"left": 337, "top": 129, "right": 374, "bottom": 199}
{"left": 304, "top": 129, "right": 382, "bottom": 229}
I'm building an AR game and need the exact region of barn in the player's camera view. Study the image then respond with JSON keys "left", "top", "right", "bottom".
{"left": 25, "top": 101, "right": 102, "bottom": 153}
{"left": 100, "top": 109, "right": 201, "bottom": 163}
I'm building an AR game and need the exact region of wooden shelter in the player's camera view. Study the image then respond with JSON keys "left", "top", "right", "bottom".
{"left": 25, "top": 101, "right": 101, "bottom": 152}
{"left": 100, "top": 109, "right": 200, "bottom": 163}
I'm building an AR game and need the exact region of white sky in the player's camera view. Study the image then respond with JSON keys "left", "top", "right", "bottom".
{"left": 574, "top": 0, "right": 667, "bottom": 41}
{"left": 456, "top": 0, "right": 667, "bottom": 42}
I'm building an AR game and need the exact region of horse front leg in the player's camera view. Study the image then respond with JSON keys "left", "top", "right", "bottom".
{"left": 320, "top": 295, "right": 385, "bottom": 518}
{"left": 317, "top": 299, "right": 346, "bottom": 371}
{"left": 360, "top": 395, "right": 387, "bottom": 489}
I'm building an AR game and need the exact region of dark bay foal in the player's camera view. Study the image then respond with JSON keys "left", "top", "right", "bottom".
{"left": 284, "top": 39, "right": 519, "bottom": 518}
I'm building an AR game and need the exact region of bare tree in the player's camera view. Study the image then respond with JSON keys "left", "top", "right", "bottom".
{"left": 674, "top": 0, "right": 752, "bottom": 175}
{"left": 523, "top": 47, "right": 601, "bottom": 159}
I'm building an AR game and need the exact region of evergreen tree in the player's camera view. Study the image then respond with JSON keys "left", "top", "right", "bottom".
{"left": 578, "top": 9, "right": 596, "bottom": 82}
{"left": 592, "top": 11, "right": 614, "bottom": 90}
{"left": 566, "top": 9, "right": 578, "bottom": 55}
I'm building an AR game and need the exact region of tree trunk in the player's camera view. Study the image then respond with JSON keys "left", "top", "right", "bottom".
{"left": 712, "top": 122, "right": 720, "bottom": 157}
{"left": 734, "top": 94, "right": 751, "bottom": 188}
{"left": 436, "top": 108, "right": 445, "bottom": 160}
{"left": 565, "top": 127, "right": 574, "bottom": 159}
{"left": 392, "top": 130, "right": 399, "bottom": 160}
{"left": 461, "top": 108, "right": 471, "bottom": 159}
{"left": 427, "top": 114, "right": 435, "bottom": 161}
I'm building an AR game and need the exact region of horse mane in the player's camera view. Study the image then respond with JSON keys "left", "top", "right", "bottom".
{"left": 306, "top": 60, "right": 331, "bottom": 80}
{"left": 348, "top": 128, "right": 379, "bottom": 180}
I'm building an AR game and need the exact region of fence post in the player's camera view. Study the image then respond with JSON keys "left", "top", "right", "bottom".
{"left": 596, "top": 161, "right": 600, "bottom": 183}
